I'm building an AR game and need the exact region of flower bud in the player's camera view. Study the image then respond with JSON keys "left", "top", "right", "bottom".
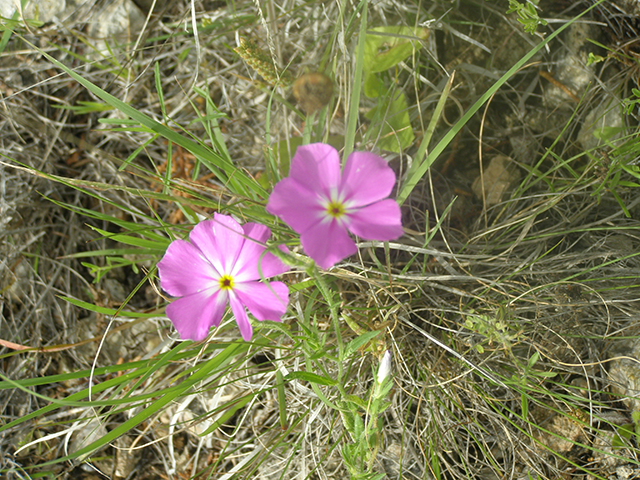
{"left": 376, "top": 350, "right": 392, "bottom": 384}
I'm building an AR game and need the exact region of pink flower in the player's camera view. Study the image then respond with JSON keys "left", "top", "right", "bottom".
{"left": 266, "top": 143, "right": 403, "bottom": 269}
{"left": 157, "top": 213, "right": 290, "bottom": 341}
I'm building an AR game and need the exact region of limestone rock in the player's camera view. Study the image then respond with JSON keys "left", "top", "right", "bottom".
{"left": 472, "top": 155, "right": 519, "bottom": 206}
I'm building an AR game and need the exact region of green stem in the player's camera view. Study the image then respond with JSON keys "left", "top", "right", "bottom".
{"left": 309, "top": 264, "right": 348, "bottom": 399}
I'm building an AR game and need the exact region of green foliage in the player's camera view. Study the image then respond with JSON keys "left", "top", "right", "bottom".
{"left": 589, "top": 131, "right": 640, "bottom": 218}
{"left": 338, "top": 357, "right": 393, "bottom": 480}
{"left": 361, "top": 26, "right": 427, "bottom": 152}
{"left": 52, "top": 101, "right": 114, "bottom": 114}
{"left": 587, "top": 51, "right": 606, "bottom": 66}
{"left": 508, "top": 351, "right": 557, "bottom": 419}
{"left": 0, "top": 0, "right": 44, "bottom": 55}
{"left": 622, "top": 88, "right": 640, "bottom": 115}
{"left": 364, "top": 90, "right": 414, "bottom": 155}
{"left": 363, "top": 27, "right": 428, "bottom": 74}
{"left": 397, "top": 7, "right": 584, "bottom": 205}
{"left": 285, "top": 371, "right": 338, "bottom": 386}
{"left": 464, "top": 307, "right": 520, "bottom": 354}
{"left": 613, "top": 410, "right": 640, "bottom": 448}
{"left": 506, "top": 0, "right": 548, "bottom": 34}
{"left": 0, "top": 341, "right": 254, "bottom": 465}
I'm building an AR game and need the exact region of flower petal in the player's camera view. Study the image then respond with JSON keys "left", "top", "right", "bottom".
{"left": 341, "top": 151, "right": 396, "bottom": 207}
{"left": 232, "top": 223, "right": 290, "bottom": 281}
{"left": 189, "top": 215, "right": 243, "bottom": 274}
{"left": 262, "top": 244, "right": 291, "bottom": 277}
{"left": 228, "top": 292, "right": 253, "bottom": 341}
{"left": 289, "top": 143, "right": 342, "bottom": 196}
{"left": 347, "top": 199, "right": 403, "bottom": 240}
{"left": 266, "top": 177, "right": 325, "bottom": 233}
{"left": 235, "top": 280, "right": 289, "bottom": 322}
{"left": 165, "top": 288, "right": 227, "bottom": 341}
{"left": 158, "top": 239, "right": 218, "bottom": 297}
{"left": 232, "top": 222, "right": 268, "bottom": 279}
{"left": 242, "top": 222, "right": 271, "bottom": 243}
{"left": 300, "top": 220, "right": 357, "bottom": 269}
{"left": 236, "top": 247, "right": 291, "bottom": 282}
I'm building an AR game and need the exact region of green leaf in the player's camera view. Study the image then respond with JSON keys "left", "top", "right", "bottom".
{"left": 363, "top": 26, "right": 429, "bottom": 74}
{"left": 53, "top": 100, "right": 114, "bottom": 114}
{"left": 593, "top": 126, "right": 625, "bottom": 141}
{"left": 285, "top": 371, "right": 337, "bottom": 386}
{"left": 60, "top": 296, "right": 160, "bottom": 318}
{"left": 613, "top": 424, "right": 634, "bottom": 447}
{"left": 276, "top": 370, "right": 288, "bottom": 430}
{"left": 343, "top": 0, "right": 368, "bottom": 161}
{"left": 86, "top": 225, "right": 168, "bottom": 250}
{"left": 365, "top": 90, "right": 414, "bottom": 153}
{"left": 344, "top": 394, "right": 368, "bottom": 411}
{"left": 375, "top": 380, "right": 393, "bottom": 400}
{"left": 352, "top": 412, "right": 365, "bottom": 439}
{"left": 363, "top": 72, "right": 385, "bottom": 99}
{"left": 368, "top": 474, "right": 387, "bottom": 480}
{"left": 64, "top": 247, "right": 159, "bottom": 258}
{"left": 341, "top": 409, "right": 358, "bottom": 439}
{"left": 342, "top": 441, "right": 356, "bottom": 464}
{"left": 527, "top": 351, "right": 540, "bottom": 368}
{"left": 343, "top": 330, "right": 382, "bottom": 358}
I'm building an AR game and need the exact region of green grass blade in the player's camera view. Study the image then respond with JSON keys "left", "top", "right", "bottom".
{"left": 396, "top": 2, "right": 602, "bottom": 205}
{"left": 19, "top": 35, "right": 265, "bottom": 200}
{"left": 60, "top": 296, "right": 160, "bottom": 318}
{"left": 34, "top": 341, "right": 249, "bottom": 466}
{"left": 343, "top": 0, "right": 368, "bottom": 161}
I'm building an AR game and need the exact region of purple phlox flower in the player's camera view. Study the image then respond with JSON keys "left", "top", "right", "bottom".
{"left": 266, "top": 143, "right": 403, "bottom": 269}
{"left": 157, "top": 213, "right": 290, "bottom": 342}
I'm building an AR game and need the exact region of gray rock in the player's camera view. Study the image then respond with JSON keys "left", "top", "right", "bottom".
{"left": 69, "top": 417, "right": 108, "bottom": 460}
{"left": 86, "top": 0, "right": 145, "bottom": 50}
{"left": 591, "top": 430, "right": 633, "bottom": 471}
{"left": 577, "top": 98, "right": 624, "bottom": 151}
{"left": 472, "top": 155, "right": 520, "bottom": 206}
{"left": 616, "top": 465, "right": 640, "bottom": 480}
{"left": 0, "top": 0, "right": 66, "bottom": 23}
{"left": 608, "top": 338, "right": 640, "bottom": 412}
{"left": 542, "top": 22, "right": 598, "bottom": 110}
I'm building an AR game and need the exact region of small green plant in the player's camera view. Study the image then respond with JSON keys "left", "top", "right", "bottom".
{"left": 589, "top": 134, "right": 640, "bottom": 217}
{"left": 339, "top": 351, "right": 393, "bottom": 480}
{"left": 622, "top": 88, "right": 640, "bottom": 115}
{"left": 613, "top": 411, "right": 640, "bottom": 447}
{"left": 0, "top": 0, "right": 44, "bottom": 55}
{"left": 464, "top": 307, "right": 520, "bottom": 354}
{"left": 506, "top": 0, "right": 548, "bottom": 34}
{"left": 586, "top": 51, "right": 606, "bottom": 66}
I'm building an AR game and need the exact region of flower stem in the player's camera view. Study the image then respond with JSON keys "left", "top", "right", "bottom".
{"left": 310, "top": 264, "right": 347, "bottom": 396}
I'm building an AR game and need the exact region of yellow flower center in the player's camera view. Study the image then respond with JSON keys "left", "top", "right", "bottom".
{"left": 219, "top": 275, "right": 234, "bottom": 290}
{"left": 326, "top": 200, "right": 345, "bottom": 219}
